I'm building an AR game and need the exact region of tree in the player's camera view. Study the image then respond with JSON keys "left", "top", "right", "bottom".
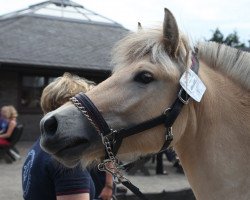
{"left": 208, "top": 28, "right": 245, "bottom": 48}
{"left": 210, "top": 28, "right": 224, "bottom": 43}
{"left": 224, "top": 31, "right": 245, "bottom": 48}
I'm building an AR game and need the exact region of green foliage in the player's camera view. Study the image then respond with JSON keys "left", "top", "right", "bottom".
{"left": 210, "top": 28, "right": 224, "bottom": 43}
{"left": 208, "top": 28, "right": 245, "bottom": 48}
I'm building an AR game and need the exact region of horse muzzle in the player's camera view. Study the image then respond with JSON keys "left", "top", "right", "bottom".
{"left": 39, "top": 103, "right": 100, "bottom": 166}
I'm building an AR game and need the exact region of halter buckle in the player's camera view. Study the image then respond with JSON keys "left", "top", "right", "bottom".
{"left": 178, "top": 88, "right": 189, "bottom": 104}
{"left": 101, "top": 129, "right": 117, "bottom": 145}
{"left": 166, "top": 127, "right": 173, "bottom": 141}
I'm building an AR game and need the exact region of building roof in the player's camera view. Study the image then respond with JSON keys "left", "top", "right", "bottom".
{"left": 0, "top": 1, "right": 129, "bottom": 72}
{"left": 1, "top": 0, "right": 121, "bottom": 25}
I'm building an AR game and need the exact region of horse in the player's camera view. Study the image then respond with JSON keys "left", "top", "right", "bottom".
{"left": 40, "top": 8, "right": 250, "bottom": 200}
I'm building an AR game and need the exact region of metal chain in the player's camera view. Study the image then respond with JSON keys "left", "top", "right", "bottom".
{"left": 70, "top": 96, "right": 127, "bottom": 182}
{"left": 103, "top": 135, "right": 116, "bottom": 162}
{"left": 70, "top": 97, "right": 101, "bottom": 134}
{"left": 100, "top": 134, "right": 129, "bottom": 183}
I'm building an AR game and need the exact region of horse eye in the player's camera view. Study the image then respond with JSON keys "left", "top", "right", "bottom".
{"left": 134, "top": 71, "right": 154, "bottom": 84}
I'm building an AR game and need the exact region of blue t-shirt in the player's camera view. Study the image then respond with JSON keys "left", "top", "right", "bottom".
{"left": 22, "top": 139, "right": 95, "bottom": 200}
{"left": 0, "top": 117, "right": 8, "bottom": 133}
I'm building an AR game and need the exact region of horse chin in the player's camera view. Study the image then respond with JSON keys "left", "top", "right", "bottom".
{"left": 51, "top": 144, "right": 89, "bottom": 168}
{"left": 79, "top": 147, "right": 105, "bottom": 167}
{"left": 55, "top": 144, "right": 105, "bottom": 168}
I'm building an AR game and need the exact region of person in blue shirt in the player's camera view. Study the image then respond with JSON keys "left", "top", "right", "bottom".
{"left": 0, "top": 114, "right": 8, "bottom": 134}
{"left": 0, "top": 105, "right": 21, "bottom": 161}
{"left": 0, "top": 105, "right": 18, "bottom": 145}
{"left": 22, "top": 73, "right": 96, "bottom": 200}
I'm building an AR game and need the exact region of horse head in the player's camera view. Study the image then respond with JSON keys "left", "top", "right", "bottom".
{"left": 40, "top": 8, "right": 194, "bottom": 167}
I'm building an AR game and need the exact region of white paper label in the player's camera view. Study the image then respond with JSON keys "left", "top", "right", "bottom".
{"left": 179, "top": 69, "right": 206, "bottom": 102}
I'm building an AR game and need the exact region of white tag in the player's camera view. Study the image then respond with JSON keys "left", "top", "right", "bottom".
{"left": 179, "top": 69, "right": 206, "bottom": 102}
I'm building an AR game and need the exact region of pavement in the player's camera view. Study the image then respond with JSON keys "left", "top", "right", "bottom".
{"left": 0, "top": 142, "right": 192, "bottom": 200}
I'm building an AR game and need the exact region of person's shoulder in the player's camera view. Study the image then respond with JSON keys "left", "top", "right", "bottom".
{"left": 72, "top": 166, "right": 92, "bottom": 178}
{"left": 28, "top": 139, "right": 51, "bottom": 163}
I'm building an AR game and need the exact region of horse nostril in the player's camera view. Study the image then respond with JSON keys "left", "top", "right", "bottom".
{"left": 43, "top": 116, "right": 58, "bottom": 136}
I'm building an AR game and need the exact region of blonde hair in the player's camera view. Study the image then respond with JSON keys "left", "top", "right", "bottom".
{"left": 1, "top": 105, "right": 18, "bottom": 119}
{"left": 41, "top": 72, "right": 95, "bottom": 114}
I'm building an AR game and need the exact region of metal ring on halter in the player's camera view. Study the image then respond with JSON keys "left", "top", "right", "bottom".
{"left": 178, "top": 88, "right": 189, "bottom": 104}
{"left": 105, "top": 129, "right": 117, "bottom": 143}
{"left": 163, "top": 108, "right": 171, "bottom": 115}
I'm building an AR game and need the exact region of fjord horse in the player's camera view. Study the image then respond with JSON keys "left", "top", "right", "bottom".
{"left": 40, "top": 8, "right": 250, "bottom": 200}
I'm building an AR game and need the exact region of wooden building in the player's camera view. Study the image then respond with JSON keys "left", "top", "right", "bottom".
{"left": 0, "top": 0, "right": 129, "bottom": 140}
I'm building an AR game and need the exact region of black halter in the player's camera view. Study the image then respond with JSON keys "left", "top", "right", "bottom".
{"left": 70, "top": 52, "right": 199, "bottom": 200}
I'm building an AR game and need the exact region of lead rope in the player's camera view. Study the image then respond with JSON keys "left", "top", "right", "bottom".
{"left": 99, "top": 133, "right": 150, "bottom": 200}
{"left": 70, "top": 97, "right": 149, "bottom": 200}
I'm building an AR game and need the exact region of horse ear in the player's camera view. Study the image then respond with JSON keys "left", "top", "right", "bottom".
{"left": 163, "top": 8, "right": 179, "bottom": 57}
{"left": 138, "top": 22, "right": 142, "bottom": 30}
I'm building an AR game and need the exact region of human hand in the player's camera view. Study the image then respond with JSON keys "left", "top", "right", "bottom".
{"left": 98, "top": 185, "right": 113, "bottom": 200}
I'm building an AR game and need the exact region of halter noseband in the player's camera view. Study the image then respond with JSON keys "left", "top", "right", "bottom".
{"left": 70, "top": 52, "right": 199, "bottom": 200}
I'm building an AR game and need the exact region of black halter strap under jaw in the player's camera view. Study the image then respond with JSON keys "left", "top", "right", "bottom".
{"left": 70, "top": 52, "right": 200, "bottom": 200}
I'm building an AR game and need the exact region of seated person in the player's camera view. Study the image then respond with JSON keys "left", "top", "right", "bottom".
{"left": 22, "top": 73, "right": 95, "bottom": 200}
{"left": 0, "top": 115, "right": 8, "bottom": 134}
{"left": 0, "top": 105, "right": 18, "bottom": 145}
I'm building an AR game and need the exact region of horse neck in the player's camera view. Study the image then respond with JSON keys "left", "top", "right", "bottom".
{"left": 174, "top": 61, "right": 250, "bottom": 200}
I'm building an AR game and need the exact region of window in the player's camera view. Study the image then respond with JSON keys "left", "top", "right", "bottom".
{"left": 20, "top": 75, "right": 57, "bottom": 113}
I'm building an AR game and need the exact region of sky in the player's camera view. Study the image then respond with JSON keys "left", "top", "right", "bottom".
{"left": 0, "top": 0, "right": 249, "bottom": 45}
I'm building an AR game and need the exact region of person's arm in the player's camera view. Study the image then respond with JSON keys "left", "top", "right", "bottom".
{"left": 0, "top": 120, "right": 16, "bottom": 138}
{"left": 57, "top": 193, "right": 89, "bottom": 200}
{"left": 99, "top": 164, "right": 113, "bottom": 200}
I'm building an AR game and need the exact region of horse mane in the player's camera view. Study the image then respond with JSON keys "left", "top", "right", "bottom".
{"left": 198, "top": 42, "right": 250, "bottom": 90}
